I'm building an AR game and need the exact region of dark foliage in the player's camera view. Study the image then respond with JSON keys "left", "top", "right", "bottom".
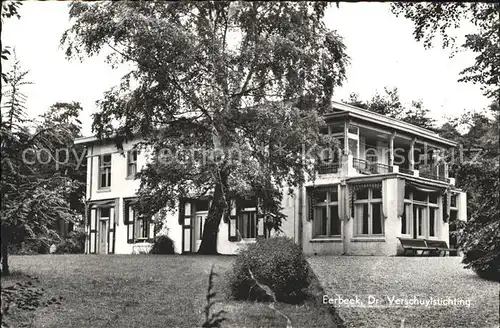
{"left": 149, "top": 235, "right": 175, "bottom": 255}
{"left": 229, "top": 237, "right": 310, "bottom": 304}
{"left": 55, "top": 230, "right": 86, "bottom": 254}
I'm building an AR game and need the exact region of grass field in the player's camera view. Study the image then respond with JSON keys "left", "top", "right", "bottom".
{"left": 308, "top": 256, "right": 499, "bottom": 328}
{"left": 2, "top": 255, "right": 341, "bottom": 328}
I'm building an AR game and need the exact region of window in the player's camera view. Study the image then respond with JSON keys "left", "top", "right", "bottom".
{"left": 313, "top": 188, "right": 340, "bottom": 238}
{"left": 126, "top": 202, "right": 153, "bottom": 243}
{"left": 348, "top": 125, "right": 359, "bottom": 134}
{"left": 354, "top": 188, "right": 383, "bottom": 236}
{"left": 99, "top": 154, "right": 112, "bottom": 188}
{"left": 365, "top": 145, "right": 378, "bottom": 164}
{"left": 403, "top": 188, "right": 440, "bottom": 239}
{"left": 100, "top": 207, "right": 110, "bottom": 218}
{"left": 450, "top": 193, "right": 458, "bottom": 223}
{"left": 237, "top": 210, "right": 256, "bottom": 239}
{"left": 429, "top": 208, "right": 436, "bottom": 237}
{"left": 127, "top": 150, "right": 137, "bottom": 177}
{"left": 401, "top": 203, "right": 411, "bottom": 235}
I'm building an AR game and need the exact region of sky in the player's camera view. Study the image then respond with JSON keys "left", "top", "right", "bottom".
{"left": 2, "top": 2, "right": 490, "bottom": 136}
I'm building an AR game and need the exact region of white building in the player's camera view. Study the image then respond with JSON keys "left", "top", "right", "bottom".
{"left": 75, "top": 101, "right": 467, "bottom": 256}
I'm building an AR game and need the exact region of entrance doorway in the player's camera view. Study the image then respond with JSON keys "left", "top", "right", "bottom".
{"left": 194, "top": 212, "right": 207, "bottom": 252}
{"left": 99, "top": 219, "right": 108, "bottom": 254}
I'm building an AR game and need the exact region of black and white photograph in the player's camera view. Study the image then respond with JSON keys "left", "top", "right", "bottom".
{"left": 1, "top": 1, "right": 499, "bottom": 327}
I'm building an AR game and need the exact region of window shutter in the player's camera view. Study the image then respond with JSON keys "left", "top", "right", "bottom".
{"left": 89, "top": 208, "right": 97, "bottom": 254}
{"left": 114, "top": 198, "right": 120, "bottom": 226}
{"left": 228, "top": 199, "right": 239, "bottom": 241}
{"left": 127, "top": 206, "right": 135, "bottom": 244}
{"left": 178, "top": 200, "right": 193, "bottom": 226}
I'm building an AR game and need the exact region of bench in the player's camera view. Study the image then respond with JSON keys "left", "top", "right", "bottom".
{"left": 424, "top": 239, "right": 457, "bottom": 256}
{"left": 398, "top": 237, "right": 434, "bottom": 256}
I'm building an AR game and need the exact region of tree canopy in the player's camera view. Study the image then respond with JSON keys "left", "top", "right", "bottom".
{"left": 62, "top": 1, "right": 348, "bottom": 253}
{"left": 391, "top": 3, "right": 500, "bottom": 100}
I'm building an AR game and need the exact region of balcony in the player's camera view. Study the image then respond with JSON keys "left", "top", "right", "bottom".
{"left": 317, "top": 155, "right": 451, "bottom": 184}
{"left": 353, "top": 158, "right": 392, "bottom": 174}
{"left": 317, "top": 161, "right": 341, "bottom": 174}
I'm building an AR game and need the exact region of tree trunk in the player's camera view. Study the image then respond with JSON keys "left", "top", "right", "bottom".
{"left": 198, "top": 173, "right": 228, "bottom": 254}
{"left": 1, "top": 239, "right": 9, "bottom": 276}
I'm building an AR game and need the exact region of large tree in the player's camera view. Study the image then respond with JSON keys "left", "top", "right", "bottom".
{"left": 62, "top": 1, "right": 348, "bottom": 254}
{"left": 391, "top": 3, "right": 499, "bottom": 101}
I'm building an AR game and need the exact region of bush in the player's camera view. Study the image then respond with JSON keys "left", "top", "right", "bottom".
{"left": 55, "top": 230, "right": 85, "bottom": 254}
{"left": 229, "top": 237, "right": 310, "bottom": 304}
{"left": 150, "top": 235, "right": 175, "bottom": 254}
{"left": 10, "top": 239, "right": 49, "bottom": 255}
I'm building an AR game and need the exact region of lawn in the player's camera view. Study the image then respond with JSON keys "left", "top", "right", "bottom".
{"left": 308, "top": 256, "right": 499, "bottom": 328}
{"left": 2, "top": 255, "right": 341, "bottom": 328}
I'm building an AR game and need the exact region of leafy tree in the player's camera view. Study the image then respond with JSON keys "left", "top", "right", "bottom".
{"left": 0, "top": 61, "right": 82, "bottom": 275}
{"left": 435, "top": 103, "right": 499, "bottom": 280}
{"left": 39, "top": 102, "right": 86, "bottom": 214}
{"left": 391, "top": 3, "right": 500, "bottom": 100}
{"left": 62, "top": 1, "right": 348, "bottom": 254}
{"left": 345, "top": 87, "right": 436, "bottom": 130}
{"left": 1, "top": 1, "right": 22, "bottom": 84}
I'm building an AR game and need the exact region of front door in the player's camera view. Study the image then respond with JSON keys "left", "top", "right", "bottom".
{"left": 194, "top": 213, "right": 207, "bottom": 252}
{"left": 99, "top": 220, "right": 108, "bottom": 254}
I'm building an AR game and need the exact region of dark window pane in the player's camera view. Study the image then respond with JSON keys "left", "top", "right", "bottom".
{"left": 372, "top": 188, "right": 382, "bottom": 199}
{"left": 195, "top": 199, "right": 210, "bottom": 212}
{"left": 315, "top": 191, "right": 328, "bottom": 203}
{"left": 330, "top": 123, "right": 344, "bottom": 134}
{"left": 329, "top": 190, "right": 338, "bottom": 202}
{"left": 372, "top": 203, "right": 382, "bottom": 234}
{"left": 100, "top": 173, "right": 106, "bottom": 187}
{"left": 356, "top": 188, "right": 369, "bottom": 199}
{"left": 450, "top": 210, "right": 458, "bottom": 222}
{"left": 101, "top": 207, "right": 110, "bottom": 218}
{"left": 330, "top": 205, "right": 340, "bottom": 235}
{"left": 362, "top": 204, "right": 369, "bottom": 234}
{"left": 401, "top": 205, "right": 407, "bottom": 234}
{"left": 404, "top": 187, "right": 411, "bottom": 200}
{"left": 414, "top": 190, "right": 427, "bottom": 202}
{"left": 429, "top": 208, "right": 436, "bottom": 237}
{"left": 429, "top": 193, "right": 438, "bottom": 203}
{"left": 102, "top": 154, "right": 111, "bottom": 166}
{"left": 348, "top": 125, "right": 359, "bottom": 134}
{"left": 450, "top": 195, "right": 457, "bottom": 207}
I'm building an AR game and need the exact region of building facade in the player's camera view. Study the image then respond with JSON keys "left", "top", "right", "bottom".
{"left": 75, "top": 101, "right": 467, "bottom": 256}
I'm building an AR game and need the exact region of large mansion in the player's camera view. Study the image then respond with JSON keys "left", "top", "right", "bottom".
{"left": 74, "top": 101, "right": 467, "bottom": 256}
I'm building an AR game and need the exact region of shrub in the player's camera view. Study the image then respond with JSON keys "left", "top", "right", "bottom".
{"left": 55, "top": 230, "right": 86, "bottom": 254}
{"left": 150, "top": 235, "right": 175, "bottom": 254}
{"left": 229, "top": 236, "right": 310, "bottom": 304}
{"left": 10, "top": 239, "right": 49, "bottom": 255}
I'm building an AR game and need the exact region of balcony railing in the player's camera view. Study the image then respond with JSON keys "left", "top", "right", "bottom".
{"left": 317, "top": 161, "right": 341, "bottom": 174}
{"left": 316, "top": 156, "right": 451, "bottom": 184}
{"left": 353, "top": 158, "right": 392, "bottom": 174}
{"left": 419, "top": 172, "right": 450, "bottom": 183}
